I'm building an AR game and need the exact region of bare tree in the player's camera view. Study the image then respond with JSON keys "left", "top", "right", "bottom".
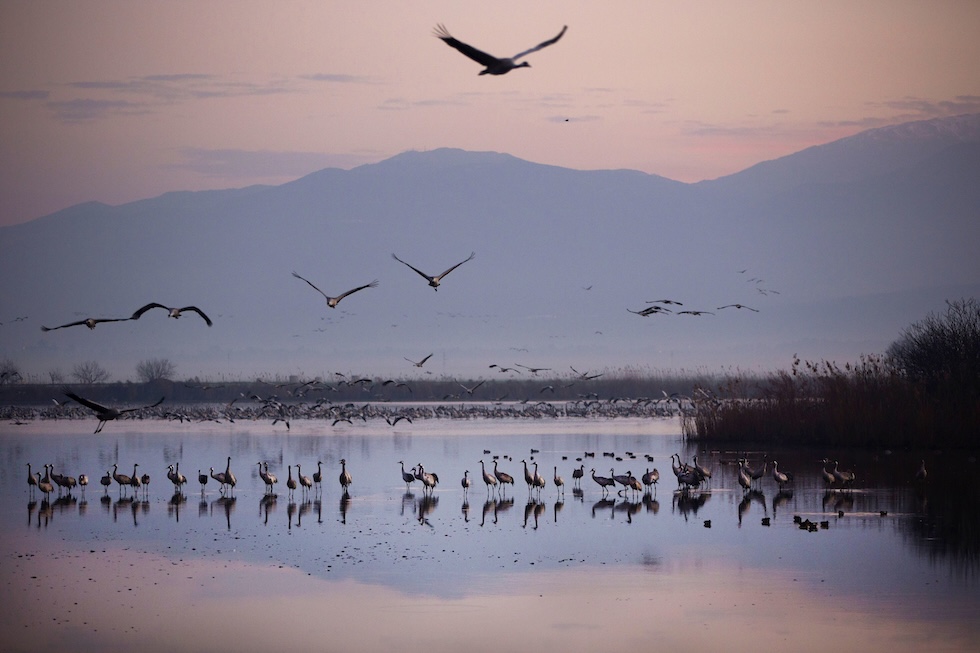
{"left": 887, "top": 297, "right": 980, "bottom": 396}
{"left": 136, "top": 358, "right": 176, "bottom": 383}
{"left": 71, "top": 360, "right": 110, "bottom": 384}
{"left": 48, "top": 368, "right": 66, "bottom": 384}
{"left": 0, "top": 358, "right": 21, "bottom": 385}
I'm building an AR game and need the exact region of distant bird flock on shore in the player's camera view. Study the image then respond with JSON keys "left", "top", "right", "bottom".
{"left": 26, "top": 446, "right": 909, "bottom": 534}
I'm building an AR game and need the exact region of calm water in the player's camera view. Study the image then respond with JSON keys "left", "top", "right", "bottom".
{"left": 1, "top": 416, "right": 977, "bottom": 653}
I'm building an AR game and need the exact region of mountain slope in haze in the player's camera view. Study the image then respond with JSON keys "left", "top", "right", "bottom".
{"left": 1, "top": 114, "right": 978, "bottom": 381}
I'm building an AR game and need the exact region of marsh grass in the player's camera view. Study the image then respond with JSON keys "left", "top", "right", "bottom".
{"left": 684, "top": 354, "right": 979, "bottom": 449}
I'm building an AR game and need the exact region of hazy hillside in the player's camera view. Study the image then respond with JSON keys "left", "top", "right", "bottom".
{"left": 1, "top": 114, "right": 978, "bottom": 382}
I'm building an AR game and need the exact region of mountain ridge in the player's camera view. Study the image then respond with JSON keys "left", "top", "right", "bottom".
{"left": 1, "top": 114, "right": 977, "bottom": 381}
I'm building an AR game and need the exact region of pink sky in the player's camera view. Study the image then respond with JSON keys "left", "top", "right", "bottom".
{"left": 2, "top": 0, "right": 979, "bottom": 226}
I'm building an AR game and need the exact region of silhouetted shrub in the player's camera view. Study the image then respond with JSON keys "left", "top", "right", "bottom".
{"left": 887, "top": 298, "right": 980, "bottom": 398}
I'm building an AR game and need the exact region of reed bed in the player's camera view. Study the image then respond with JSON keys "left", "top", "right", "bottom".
{"left": 683, "top": 354, "right": 979, "bottom": 449}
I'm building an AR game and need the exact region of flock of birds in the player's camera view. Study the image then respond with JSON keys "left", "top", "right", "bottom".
{"left": 25, "top": 449, "right": 929, "bottom": 534}
{"left": 29, "top": 447, "right": 910, "bottom": 505}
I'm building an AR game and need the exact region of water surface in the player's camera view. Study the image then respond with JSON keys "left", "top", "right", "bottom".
{"left": 2, "top": 417, "right": 977, "bottom": 653}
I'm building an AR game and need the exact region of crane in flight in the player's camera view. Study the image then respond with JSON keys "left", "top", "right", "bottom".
{"left": 433, "top": 24, "right": 567, "bottom": 76}
{"left": 62, "top": 389, "right": 164, "bottom": 433}
{"left": 130, "top": 303, "right": 213, "bottom": 326}
{"left": 291, "top": 272, "right": 378, "bottom": 308}
{"left": 41, "top": 316, "right": 129, "bottom": 331}
{"left": 392, "top": 251, "right": 475, "bottom": 290}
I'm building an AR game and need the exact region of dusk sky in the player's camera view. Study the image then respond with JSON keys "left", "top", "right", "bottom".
{"left": 2, "top": 1, "right": 979, "bottom": 227}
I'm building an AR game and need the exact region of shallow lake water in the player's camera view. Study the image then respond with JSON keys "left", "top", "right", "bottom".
{"left": 1, "top": 415, "right": 978, "bottom": 653}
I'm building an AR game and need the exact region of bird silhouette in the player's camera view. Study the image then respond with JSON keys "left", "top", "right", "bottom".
{"left": 433, "top": 24, "right": 567, "bottom": 75}
{"left": 62, "top": 389, "right": 165, "bottom": 433}
{"left": 480, "top": 460, "right": 498, "bottom": 495}
{"left": 399, "top": 461, "right": 416, "bottom": 490}
{"left": 41, "top": 317, "right": 129, "bottom": 331}
{"left": 130, "top": 303, "right": 213, "bottom": 326}
{"left": 405, "top": 353, "right": 433, "bottom": 367}
{"left": 291, "top": 272, "right": 378, "bottom": 308}
{"left": 339, "top": 459, "right": 352, "bottom": 494}
{"left": 258, "top": 461, "right": 277, "bottom": 494}
{"left": 717, "top": 304, "right": 759, "bottom": 312}
{"left": 392, "top": 251, "right": 475, "bottom": 290}
{"left": 296, "top": 464, "right": 313, "bottom": 497}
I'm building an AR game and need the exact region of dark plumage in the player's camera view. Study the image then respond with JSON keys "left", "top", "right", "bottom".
{"left": 131, "top": 303, "right": 213, "bottom": 326}
{"left": 291, "top": 272, "right": 378, "bottom": 308}
{"left": 392, "top": 251, "right": 475, "bottom": 290}
{"left": 62, "top": 388, "right": 165, "bottom": 433}
{"left": 433, "top": 24, "right": 567, "bottom": 75}
{"left": 41, "top": 317, "right": 129, "bottom": 331}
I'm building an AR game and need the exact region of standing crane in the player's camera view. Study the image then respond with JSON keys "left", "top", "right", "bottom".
{"left": 339, "top": 459, "right": 352, "bottom": 494}
{"left": 398, "top": 461, "right": 416, "bottom": 491}
{"left": 480, "top": 460, "right": 498, "bottom": 496}
{"left": 493, "top": 460, "right": 514, "bottom": 496}
{"left": 553, "top": 466, "right": 565, "bottom": 497}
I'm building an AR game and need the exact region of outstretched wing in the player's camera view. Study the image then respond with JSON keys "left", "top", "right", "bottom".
{"left": 392, "top": 253, "right": 434, "bottom": 282}
{"left": 334, "top": 280, "right": 379, "bottom": 304}
{"left": 63, "top": 390, "right": 110, "bottom": 413}
{"left": 41, "top": 319, "right": 89, "bottom": 331}
{"left": 292, "top": 272, "right": 330, "bottom": 300}
{"left": 138, "top": 396, "right": 166, "bottom": 411}
{"left": 512, "top": 25, "right": 567, "bottom": 61}
{"left": 418, "top": 353, "right": 433, "bottom": 366}
{"left": 436, "top": 251, "right": 476, "bottom": 279}
{"left": 41, "top": 317, "right": 128, "bottom": 331}
{"left": 178, "top": 306, "right": 213, "bottom": 326}
{"left": 118, "top": 396, "right": 165, "bottom": 415}
{"left": 130, "top": 303, "right": 168, "bottom": 320}
{"left": 433, "top": 24, "right": 501, "bottom": 67}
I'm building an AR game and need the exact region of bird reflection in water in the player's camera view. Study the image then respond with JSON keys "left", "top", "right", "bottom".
{"left": 771, "top": 488, "right": 793, "bottom": 518}
{"left": 31, "top": 499, "right": 54, "bottom": 528}
{"left": 400, "top": 491, "right": 415, "bottom": 517}
{"left": 461, "top": 499, "right": 470, "bottom": 523}
{"left": 553, "top": 498, "right": 563, "bottom": 524}
{"left": 339, "top": 492, "right": 353, "bottom": 525}
{"left": 615, "top": 497, "right": 642, "bottom": 523}
{"left": 211, "top": 495, "right": 236, "bottom": 530}
{"left": 167, "top": 491, "right": 187, "bottom": 522}
{"left": 592, "top": 497, "right": 615, "bottom": 519}
{"left": 112, "top": 496, "right": 135, "bottom": 524}
{"left": 416, "top": 494, "right": 436, "bottom": 527}
{"left": 52, "top": 493, "right": 78, "bottom": 514}
{"left": 642, "top": 493, "right": 660, "bottom": 515}
{"left": 297, "top": 499, "right": 312, "bottom": 527}
{"left": 822, "top": 489, "right": 853, "bottom": 516}
{"left": 480, "top": 498, "right": 495, "bottom": 526}
{"left": 738, "top": 490, "right": 767, "bottom": 527}
{"left": 672, "top": 489, "right": 711, "bottom": 521}
{"left": 259, "top": 493, "right": 277, "bottom": 525}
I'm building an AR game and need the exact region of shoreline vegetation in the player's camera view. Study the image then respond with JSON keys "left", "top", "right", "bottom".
{"left": 684, "top": 298, "right": 979, "bottom": 450}
{"left": 2, "top": 299, "right": 976, "bottom": 451}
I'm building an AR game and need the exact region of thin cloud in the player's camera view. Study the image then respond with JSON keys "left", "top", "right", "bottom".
{"left": 819, "top": 95, "right": 980, "bottom": 131}
{"left": 378, "top": 96, "right": 469, "bottom": 110}
{"left": 301, "top": 73, "right": 379, "bottom": 84}
{"left": 46, "top": 98, "right": 149, "bottom": 122}
{"left": 65, "top": 74, "right": 295, "bottom": 101}
{"left": 0, "top": 89, "right": 49, "bottom": 100}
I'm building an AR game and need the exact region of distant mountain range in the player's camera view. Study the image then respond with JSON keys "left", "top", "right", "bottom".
{"left": 2, "top": 114, "right": 978, "bottom": 382}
